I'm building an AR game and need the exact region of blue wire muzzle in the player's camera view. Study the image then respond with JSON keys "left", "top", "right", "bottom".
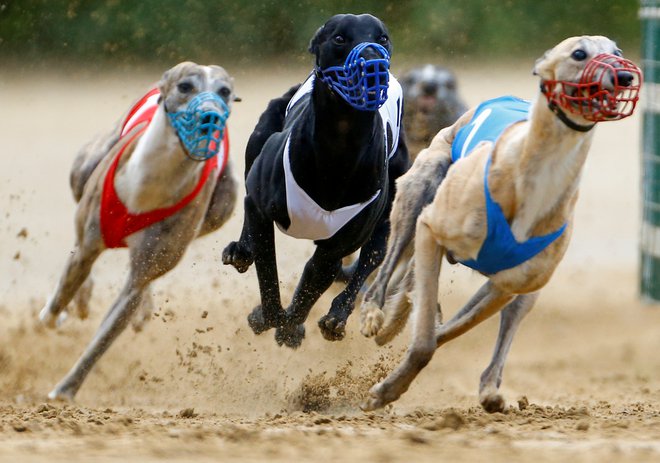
{"left": 167, "top": 92, "right": 230, "bottom": 161}
{"left": 317, "top": 42, "right": 390, "bottom": 111}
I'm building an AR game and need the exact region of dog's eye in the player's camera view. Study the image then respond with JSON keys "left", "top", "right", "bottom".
{"left": 333, "top": 34, "right": 346, "bottom": 45}
{"left": 378, "top": 35, "right": 389, "bottom": 45}
{"left": 177, "top": 82, "right": 193, "bottom": 93}
{"left": 613, "top": 49, "right": 623, "bottom": 57}
{"left": 218, "top": 87, "right": 231, "bottom": 98}
{"left": 571, "top": 49, "right": 587, "bottom": 61}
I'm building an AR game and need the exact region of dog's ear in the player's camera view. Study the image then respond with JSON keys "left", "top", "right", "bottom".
{"left": 308, "top": 24, "right": 325, "bottom": 57}
{"left": 532, "top": 49, "right": 554, "bottom": 80}
{"left": 158, "top": 64, "right": 184, "bottom": 97}
{"left": 158, "top": 68, "right": 173, "bottom": 96}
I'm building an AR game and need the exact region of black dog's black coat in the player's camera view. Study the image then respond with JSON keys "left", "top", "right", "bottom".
{"left": 223, "top": 14, "right": 409, "bottom": 347}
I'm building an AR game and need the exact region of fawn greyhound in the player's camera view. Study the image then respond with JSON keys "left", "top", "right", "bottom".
{"left": 40, "top": 62, "right": 239, "bottom": 400}
{"left": 358, "top": 36, "right": 642, "bottom": 412}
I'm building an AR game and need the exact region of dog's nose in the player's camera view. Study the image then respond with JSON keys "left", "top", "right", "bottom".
{"left": 614, "top": 70, "right": 634, "bottom": 87}
{"left": 421, "top": 81, "right": 438, "bottom": 96}
{"left": 359, "top": 45, "right": 383, "bottom": 61}
{"left": 200, "top": 114, "right": 214, "bottom": 135}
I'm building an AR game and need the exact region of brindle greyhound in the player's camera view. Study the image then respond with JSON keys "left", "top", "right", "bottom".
{"left": 401, "top": 64, "right": 467, "bottom": 159}
{"left": 359, "top": 36, "right": 641, "bottom": 412}
{"left": 40, "top": 62, "right": 239, "bottom": 400}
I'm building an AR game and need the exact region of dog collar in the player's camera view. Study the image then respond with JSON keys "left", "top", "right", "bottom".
{"left": 544, "top": 94, "right": 595, "bottom": 133}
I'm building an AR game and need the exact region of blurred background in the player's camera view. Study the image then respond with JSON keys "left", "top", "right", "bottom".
{"left": 1, "top": 4, "right": 659, "bottom": 456}
{"left": 0, "top": 0, "right": 641, "bottom": 71}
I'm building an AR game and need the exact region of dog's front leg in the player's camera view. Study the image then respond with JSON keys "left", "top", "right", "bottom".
{"left": 222, "top": 196, "right": 255, "bottom": 274}
{"left": 243, "top": 198, "right": 286, "bottom": 335}
{"left": 362, "top": 217, "right": 443, "bottom": 410}
{"left": 319, "top": 220, "right": 389, "bottom": 342}
{"left": 479, "top": 292, "right": 538, "bottom": 413}
{"left": 275, "top": 248, "right": 342, "bottom": 348}
{"left": 47, "top": 278, "right": 147, "bottom": 401}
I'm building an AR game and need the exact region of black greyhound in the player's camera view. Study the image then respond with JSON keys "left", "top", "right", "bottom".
{"left": 223, "top": 13, "right": 409, "bottom": 348}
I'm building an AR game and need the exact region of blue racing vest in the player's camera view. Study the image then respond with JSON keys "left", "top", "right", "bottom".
{"left": 451, "top": 96, "right": 567, "bottom": 275}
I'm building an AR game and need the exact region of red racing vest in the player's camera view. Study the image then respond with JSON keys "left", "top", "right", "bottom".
{"left": 100, "top": 88, "right": 230, "bottom": 248}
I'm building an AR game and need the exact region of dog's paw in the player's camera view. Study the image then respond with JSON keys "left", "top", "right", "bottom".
{"left": 222, "top": 241, "right": 254, "bottom": 273}
{"left": 360, "top": 382, "right": 393, "bottom": 412}
{"left": 247, "top": 305, "right": 281, "bottom": 335}
{"left": 317, "top": 314, "right": 347, "bottom": 341}
{"left": 480, "top": 393, "right": 506, "bottom": 414}
{"left": 359, "top": 301, "right": 384, "bottom": 338}
{"left": 39, "top": 306, "right": 57, "bottom": 329}
{"left": 39, "top": 305, "right": 68, "bottom": 329}
{"left": 131, "top": 310, "right": 150, "bottom": 333}
{"left": 47, "top": 386, "right": 75, "bottom": 402}
{"left": 275, "top": 323, "right": 305, "bottom": 349}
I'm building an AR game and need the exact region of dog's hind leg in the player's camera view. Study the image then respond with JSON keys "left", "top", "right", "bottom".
{"left": 131, "top": 286, "right": 155, "bottom": 333}
{"left": 275, "top": 248, "right": 342, "bottom": 348}
{"left": 360, "top": 148, "right": 451, "bottom": 338}
{"left": 372, "top": 256, "right": 416, "bottom": 345}
{"left": 70, "top": 129, "right": 119, "bottom": 202}
{"left": 243, "top": 87, "right": 297, "bottom": 176}
{"left": 71, "top": 275, "right": 94, "bottom": 321}
{"left": 318, "top": 217, "right": 391, "bottom": 342}
{"left": 362, "top": 217, "right": 444, "bottom": 410}
{"left": 198, "top": 164, "right": 238, "bottom": 237}
{"left": 434, "top": 281, "right": 514, "bottom": 348}
{"left": 40, "top": 237, "right": 103, "bottom": 329}
{"left": 478, "top": 292, "right": 538, "bottom": 413}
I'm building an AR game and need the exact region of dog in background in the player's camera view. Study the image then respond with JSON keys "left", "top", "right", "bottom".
{"left": 40, "top": 62, "right": 239, "bottom": 400}
{"left": 359, "top": 36, "right": 641, "bottom": 412}
{"left": 222, "top": 14, "right": 409, "bottom": 348}
{"left": 401, "top": 64, "right": 467, "bottom": 159}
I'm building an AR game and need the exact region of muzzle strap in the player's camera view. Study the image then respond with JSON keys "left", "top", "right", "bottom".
{"left": 545, "top": 95, "right": 595, "bottom": 133}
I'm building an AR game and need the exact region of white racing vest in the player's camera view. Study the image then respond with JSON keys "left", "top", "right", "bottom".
{"left": 278, "top": 72, "right": 403, "bottom": 241}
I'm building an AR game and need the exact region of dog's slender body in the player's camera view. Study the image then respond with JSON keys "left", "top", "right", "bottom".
{"left": 401, "top": 64, "right": 467, "bottom": 158}
{"left": 222, "top": 14, "right": 409, "bottom": 347}
{"left": 40, "top": 62, "right": 238, "bottom": 400}
{"left": 359, "top": 36, "right": 641, "bottom": 412}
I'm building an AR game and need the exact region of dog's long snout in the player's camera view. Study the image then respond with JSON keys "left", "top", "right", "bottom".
{"left": 614, "top": 70, "right": 634, "bottom": 87}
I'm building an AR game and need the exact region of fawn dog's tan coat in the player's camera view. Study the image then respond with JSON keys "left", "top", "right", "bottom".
{"left": 359, "top": 36, "right": 641, "bottom": 412}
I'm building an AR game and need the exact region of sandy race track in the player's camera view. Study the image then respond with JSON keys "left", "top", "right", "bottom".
{"left": 0, "top": 62, "right": 659, "bottom": 462}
